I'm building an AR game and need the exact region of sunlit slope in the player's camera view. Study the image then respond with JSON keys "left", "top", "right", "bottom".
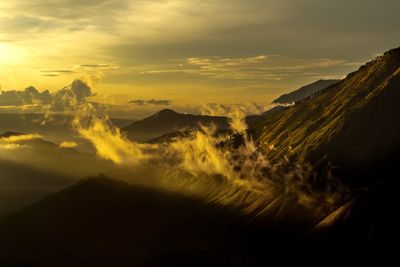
{"left": 254, "top": 47, "right": 400, "bottom": 181}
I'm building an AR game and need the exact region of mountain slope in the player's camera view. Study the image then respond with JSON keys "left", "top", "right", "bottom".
{"left": 0, "top": 176, "right": 268, "bottom": 266}
{"left": 272, "top": 79, "right": 340, "bottom": 104}
{"left": 0, "top": 175, "right": 393, "bottom": 266}
{"left": 122, "top": 108, "right": 230, "bottom": 142}
{"left": 0, "top": 132, "right": 115, "bottom": 215}
{"left": 254, "top": 47, "right": 400, "bottom": 184}
{"left": 245, "top": 105, "right": 289, "bottom": 127}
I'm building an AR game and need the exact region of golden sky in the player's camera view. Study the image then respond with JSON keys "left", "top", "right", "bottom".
{"left": 0, "top": 0, "right": 399, "bottom": 117}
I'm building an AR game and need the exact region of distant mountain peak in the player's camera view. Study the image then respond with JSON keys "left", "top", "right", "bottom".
{"left": 156, "top": 108, "right": 178, "bottom": 116}
{"left": 272, "top": 79, "right": 340, "bottom": 104}
{"left": 122, "top": 109, "right": 229, "bottom": 142}
{"left": 0, "top": 131, "right": 25, "bottom": 138}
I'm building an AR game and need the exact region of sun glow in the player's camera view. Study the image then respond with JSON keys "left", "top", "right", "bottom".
{"left": 0, "top": 44, "right": 23, "bottom": 64}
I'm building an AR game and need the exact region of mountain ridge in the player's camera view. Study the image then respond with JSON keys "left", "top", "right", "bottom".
{"left": 272, "top": 79, "right": 340, "bottom": 104}
{"left": 253, "top": 46, "right": 400, "bottom": 184}
{"left": 122, "top": 108, "right": 230, "bottom": 142}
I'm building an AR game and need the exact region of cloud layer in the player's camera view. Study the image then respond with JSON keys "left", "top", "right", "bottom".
{"left": 129, "top": 99, "right": 172, "bottom": 106}
{"left": 0, "top": 0, "right": 399, "bottom": 104}
{"left": 0, "top": 79, "right": 93, "bottom": 108}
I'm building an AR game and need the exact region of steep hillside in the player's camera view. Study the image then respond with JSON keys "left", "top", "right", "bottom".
{"left": 0, "top": 174, "right": 393, "bottom": 266}
{"left": 272, "top": 79, "right": 340, "bottom": 104}
{"left": 0, "top": 177, "right": 266, "bottom": 266}
{"left": 254, "top": 47, "right": 400, "bottom": 183}
{"left": 245, "top": 106, "right": 288, "bottom": 127}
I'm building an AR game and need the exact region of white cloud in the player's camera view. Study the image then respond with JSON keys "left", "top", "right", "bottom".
{"left": 140, "top": 55, "right": 353, "bottom": 81}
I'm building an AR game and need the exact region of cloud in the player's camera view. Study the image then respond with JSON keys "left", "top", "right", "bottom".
{"left": 0, "top": 0, "right": 399, "bottom": 106}
{"left": 78, "top": 64, "right": 119, "bottom": 70}
{"left": 200, "top": 103, "right": 265, "bottom": 132}
{"left": 59, "top": 141, "right": 78, "bottom": 148}
{"left": 0, "top": 133, "right": 42, "bottom": 143}
{"left": 0, "top": 86, "right": 51, "bottom": 106}
{"left": 129, "top": 99, "right": 172, "bottom": 106}
{"left": 0, "top": 133, "right": 42, "bottom": 150}
{"left": 140, "top": 55, "right": 354, "bottom": 82}
{"left": 40, "top": 70, "right": 76, "bottom": 77}
{"left": 0, "top": 79, "right": 93, "bottom": 108}
{"left": 38, "top": 64, "right": 119, "bottom": 77}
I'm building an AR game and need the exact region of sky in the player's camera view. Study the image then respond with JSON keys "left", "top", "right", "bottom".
{"left": 0, "top": 0, "right": 399, "bottom": 118}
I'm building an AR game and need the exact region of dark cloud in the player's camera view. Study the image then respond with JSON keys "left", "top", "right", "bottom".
{"left": 129, "top": 99, "right": 172, "bottom": 106}
{"left": 40, "top": 70, "right": 75, "bottom": 77}
{"left": 39, "top": 65, "right": 117, "bottom": 77}
{"left": 78, "top": 64, "right": 119, "bottom": 70}
{"left": 40, "top": 70, "right": 75, "bottom": 73}
{"left": 0, "top": 87, "right": 51, "bottom": 106}
{"left": 0, "top": 80, "right": 93, "bottom": 108}
{"left": 41, "top": 74, "right": 61, "bottom": 77}
{"left": 1, "top": 0, "right": 129, "bottom": 38}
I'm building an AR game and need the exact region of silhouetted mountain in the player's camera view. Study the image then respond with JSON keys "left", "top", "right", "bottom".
{"left": 0, "top": 113, "right": 133, "bottom": 153}
{"left": 0, "top": 175, "right": 393, "bottom": 266}
{"left": 0, "top": 131, "right": 24, "bottom": 138}
{"left": 122, "top": 108, "right": 230, "bottom": 142}
{"left": 254, "top": 47, "right": 400, "bottom": 185}
{"left": 0, "top": 132, "right": 114, "bottom": 215}
{"left": 0, "top": 176, "right": 261, "bottom": 266}
{"left": 272, "top": 79, "right": 340, "bottom": 104}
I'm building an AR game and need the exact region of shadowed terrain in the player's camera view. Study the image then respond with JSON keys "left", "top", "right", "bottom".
{"left": 0, "top": 176, "right": 396, "bottom": 266}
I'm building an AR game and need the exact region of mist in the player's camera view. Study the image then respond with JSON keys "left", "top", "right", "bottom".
{"left": 0, "top": 80, "right": 349, "bottom": 223}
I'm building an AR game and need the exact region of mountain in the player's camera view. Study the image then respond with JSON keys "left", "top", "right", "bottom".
{"left": 0, "top": 175, "right": 393, "bottom": 266}
{"left": 0, "top": 131, "right": 24, "bottom": 138}
{"left": 245, "top": 105, "right": 289, "bottom": 127}
{"left": 0, "top": 113, "right": 133, "bottom": 153}
{"left": 272, "top": 79, "right": 340, "bottom": 104}
{"left": 0, "top": 132, "right": 114, "bottom": 215}
{"left": 253, "top": 47, "right": 400, "bottom": 184}
{"left": 0, "top": 176, "right": 260, "bottom": 266}
{"left": 122, "top": 108, "right": 230, "bottom": 142}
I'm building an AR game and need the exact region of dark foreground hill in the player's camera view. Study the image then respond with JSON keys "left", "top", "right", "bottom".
{"left": 0, "top": 177, "right": 266, "bottom": 266}
{"left": 0, "top": 176, "right": 396, "bottom": 266}
{"left": 254, "top": 47, "right": 400, "bottom": 185}
{"left": 122, "top": 108, "right": 230, "bottom": 142}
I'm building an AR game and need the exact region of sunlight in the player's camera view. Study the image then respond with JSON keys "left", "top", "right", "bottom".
{"left": 0, "top": 43, "right": 24, "bottom": 65}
